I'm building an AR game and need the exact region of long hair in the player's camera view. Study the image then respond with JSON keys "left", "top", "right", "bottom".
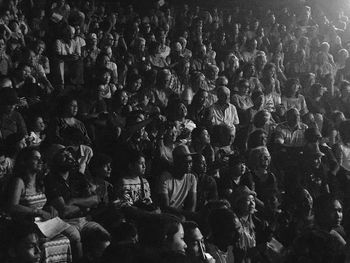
{"left": 13, "top": 148, "right": 44, "bottom": 192}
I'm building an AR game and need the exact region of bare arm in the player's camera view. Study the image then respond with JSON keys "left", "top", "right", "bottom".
{"left": 50, "top": 196, "right": 82, "bottom": 219}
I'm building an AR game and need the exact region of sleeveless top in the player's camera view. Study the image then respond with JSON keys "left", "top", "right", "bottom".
{"left": 20, "top": 188, "right": 47, "bottom": 210}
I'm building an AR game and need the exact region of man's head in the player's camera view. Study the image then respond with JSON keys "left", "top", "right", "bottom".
{"left": 51, "top": 148, "right": 78, "bottom": 173}
{"left": 173, "top": 145, "right": 195, "bottom": 176}
{"left": 217, "top": 86, "right": 230, "bottom": 105}
{"left": 286, "top": 108, "right": 300, "bottom": 128}
{"left": 183, "top": 221, "right": 205, "bottom": 259}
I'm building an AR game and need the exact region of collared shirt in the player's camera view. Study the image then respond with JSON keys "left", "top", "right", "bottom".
{"left": 275, "top": 122, "right": 308, "bottom": 147}
{"left": 45, "top": 172, "right": 91, "bottom": 204}
{"left": 210, "top": 103, "right": 239, "bottom": 130}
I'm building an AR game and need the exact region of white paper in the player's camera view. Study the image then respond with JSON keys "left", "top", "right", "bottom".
{"left": 35, "top": 217, "right": 70, "bottom": 239}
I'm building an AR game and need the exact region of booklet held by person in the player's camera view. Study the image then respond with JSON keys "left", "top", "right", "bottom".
{"left": 35, "top": 217, "right": 70, "bottom": 239}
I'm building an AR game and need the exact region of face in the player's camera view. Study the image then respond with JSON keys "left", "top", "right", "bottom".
{"left": 35, "top": 44, "right": 45, "bottom": 55}
{"left": 186, "top": 227, "right": 205, "bottom": 258}
{"left": 22, "top": 66, "right": 32, "bottom": 79}
{"left": 231, "top": 162, "right": 246, "bottom": 178}
{"left": 329, "top": 200, "right": 343, "bottom": 227}
{"left": 130, "top": 157, "right": 146, "bottom": 177}
{"left": 239, "top": 81, "right": 250, "bottom": 95}
{"left": 177, "top": 103, "right": 187, "bottom": 118}
{"left": 170, "top": 224, "right": 187, "bottom": 254}
{"left": 200, "top": 129, "right": 210, "bottom": 144}
{"left": 119, "top": 91, "right": 128, "bottom": 105}
{"left": 28, "top": 151, "right": 42, "bottom": 173}
{"left": 101, "top": 72, "right": 111, "bottom": 84}
{"left": 198, "top": 91, "right": 208, "bottom": 106}
{"left": 241, "top": 194, "right": 256, "bottom": 215}
{"left": 34, "top": 117, "right": 45, "bottom": 132}
{"left": 66, "top": 100, "right": 78, "bottom": 117}
{"left": 258, "top": 150, "right": 271, "bottom": 169}
{"left": 96, "top": 162, "right": 112, "bottom": 178}
{"left": 286, "top": 109, "right": 300, "bottom": 127}
{"left": 130, "top": 78, "right": 142, "bottom": 92}
{"left": 15, "top": 233, "right": 41, "bottom": 263}
{"left": 165, "top": 127, "right": 177, "bottom": 142}
{"left": 218, "top": 88, "right": 230, "bottom": 104}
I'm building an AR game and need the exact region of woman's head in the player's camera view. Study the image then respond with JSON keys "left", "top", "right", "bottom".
{"left": 314, "top": 194, "right": 343, "bottom": 229}
{"left": 192, "top": 154, "right": 207, "bottom": 175}
{"left": 29, "top": 115, "right": 45, "bottom": 133}
{"left": 262, "top": 63, "right": 276, "bottom": 79}
{"left": 13, "top": 148, "right": 42, "bottom": 182}
{"left": 191, "top": 89, "right": 208, "bottom": 107}
{"left": 112, "top": 90, "right": 128, "bottom": 108}
{"left": 163, "top": 122, "right": 178, "bottom": 143}
{"left": 126, "top": 73, "right": 142, "bottom": 93}
{"left": 238, "top": 78, "right": 250, "bottom": 96}
{"left": 60, "top": 96, "right": 78, "bottom": 117}
{"left": 249, "top": 146, "right": 271, "bottom": 170}
{"left": 233, "top": 186, "right": 256, "bottom": 216}
{"left": 284, "top": 78, "right": 300, "bottom": 97}
{"left": 97, "top": 68, "right": 112, "bottom": 85}
{"left": 191, "top": 127, "right": 210, "bottom": 145}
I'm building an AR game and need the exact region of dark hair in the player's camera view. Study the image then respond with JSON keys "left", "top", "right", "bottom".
{"left": 138, "top": 214, "right": 182, "bottom": 248}
{"left": 127, "top": 150, "right": 145, "bottom": 166}
{"left": 284, "top": 78, "right": 300, "bottom": 97}
{"left": 247, "top": 128, "right": 267, "bottom": 149}
{"left": 314, "top": 194, "right": 342, "bottom": 229}
{"left": 191, "top": 127, "right": 207, "bottom": 142}
{"left": 339, "top": 120, "right": 350, "bottom": 143}
{"left": 208, "top": 207, "right": 236, "bottom": 236}
{"left": 89, "top": 153, "right": 112, "bottom": 173}
{"left": 13, "top": 148, "right": 44, "bottom": 191}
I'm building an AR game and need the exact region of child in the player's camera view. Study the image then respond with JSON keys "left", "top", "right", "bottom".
{"left": 28, "top": 115, "right": 46, "bottom": 147}
{"left": 97, "top": 69, "right": 117, "bottom": 100}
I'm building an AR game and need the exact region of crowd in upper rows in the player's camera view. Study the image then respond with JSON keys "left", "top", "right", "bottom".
{"left": 2, "top": 0, "right": 350, "bottom": 262}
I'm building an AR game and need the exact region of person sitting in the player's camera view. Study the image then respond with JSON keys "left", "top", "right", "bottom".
{"left": 115, "top": 151, "right": 153, "bottom": 210}
{"left": 158, "top": 144, "right": 197, "bottom": 213}
{"left": 44, "top": 147, "right": 110, "bottom": 259}
{"left": 192, "top": 154, "right": 218, "bottom": 211}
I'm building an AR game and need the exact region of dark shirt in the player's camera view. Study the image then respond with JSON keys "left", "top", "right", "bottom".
{"left": 0, "top": 110, "right": 27, "bottom": 139}
{"left": 45, "top": 172, "right": 91, "bottom": 205}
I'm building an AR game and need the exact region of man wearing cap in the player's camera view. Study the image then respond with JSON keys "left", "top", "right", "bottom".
{"left": 158, "top": 144, "right": 197, "bottom": 212}
{"left": 209, "top": 86, "right": 239, "bottom": 133}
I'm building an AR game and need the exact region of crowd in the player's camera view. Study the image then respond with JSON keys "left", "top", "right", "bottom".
{"left": 1, "top": 0, "right": 350, "bottom": 262}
